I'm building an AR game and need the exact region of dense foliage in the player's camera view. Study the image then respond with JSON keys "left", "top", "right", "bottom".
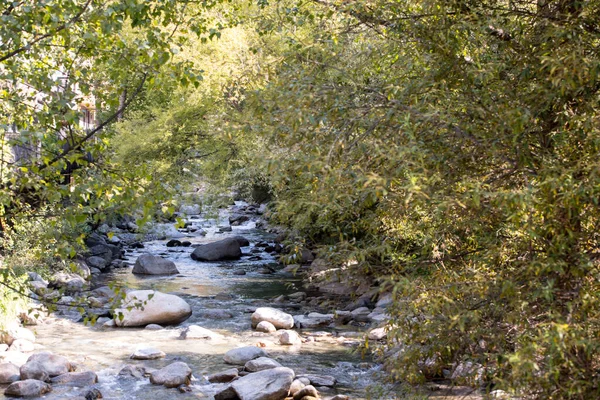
{"left": 233, "top": 1, "right": 600, "bottom": 398}
{"left": 2, "top": 0, "right": 600, "bottom": 398}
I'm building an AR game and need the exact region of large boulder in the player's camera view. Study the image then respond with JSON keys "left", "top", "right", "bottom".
{"left": 20, "top": 352, "right": 73, "bottom": 381}
{"left": 150, "top": 362, "right": 192, "bottom": 388}
{"left": 251, "top": 307, "right": 294, "bottom": 329}
{"left": 113, "top": 290, "right": 192, "bottom": 327}
{"left": 231, "top": 367, "right": 295, "bottom": 400}
{"left": 223, "top": 346, "right": 267, "bottom": 365}
{"left": 4, "top": 379, "right": 51, "bottom": 397}
{"left": 190, "top": 238, "right": 242, "bottom": 262}
{"left": 231, "top": 236, "right": 250, "bottom": 247}
{"left": 132, "top": 254, "right": 179, "bottom": 275}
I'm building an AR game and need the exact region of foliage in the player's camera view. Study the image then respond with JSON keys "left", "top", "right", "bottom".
{"left": 215, "top": 1, "right": 600, "bottom": 398}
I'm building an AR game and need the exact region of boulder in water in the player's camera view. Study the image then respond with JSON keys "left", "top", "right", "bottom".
{"left": 132, "top": 254, "right": 179, "bottom": 275}
{"left": 4, "top": 379, "right": 51, "bottom": 397}
{"left": 251, "top": 307, "right": 294, "bottom": 329}
{"left": 20, "top": 352, "right": 73, "bottom": 381}
{"left": 231, "top": 367, "right": 295, "bottom": 400}
{"left": 223, "top": 346, "right": 267, "bottom": 365}
{"left": 190, "top": 238, "right": 242, "bottom": 261}
{"left": 113, "top": 290, "right": 192, "bottom": 327}
{"left": 150, "top": 362, "right": 192, "bottom": 388}
{"left": 50, "top": 371, "right": 98, "bottom": 386}
{"left": 0, "top": 363, "right": 20, "bottom": 384}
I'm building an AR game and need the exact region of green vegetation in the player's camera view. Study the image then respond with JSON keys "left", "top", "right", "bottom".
{"left": 2, "top": 0, "right": 600, "bottom": 398}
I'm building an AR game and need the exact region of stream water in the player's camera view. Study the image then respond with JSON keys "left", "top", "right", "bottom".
{"left": 1, "top": 205, "right": 399, "bottom": 400}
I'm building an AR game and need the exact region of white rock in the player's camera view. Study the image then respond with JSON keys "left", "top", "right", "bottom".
{"left": 113, "top": 290, "right": 192, "bottom": 327}
{"left": 255, "top": 321, "right": 277, "bottom": 333}
{"left": 279, "top": 330, "right": 302, "bottom": 345}
{"left": 251, "top": 307, "right": 294, "bottom": 329}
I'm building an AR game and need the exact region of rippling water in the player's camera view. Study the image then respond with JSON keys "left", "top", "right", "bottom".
{"left": 0, "top": 206, "right": 399, "bottom": 399}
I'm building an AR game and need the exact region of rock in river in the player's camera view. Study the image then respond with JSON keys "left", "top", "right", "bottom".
{"left": 223, "top": 346, "right": 267, "bottom": 365}
{"left": 190, "top": 238, "right": 242, "bottom": 262}
{"left": 0, "top": 363, "right": 20, "bottom": 384}
{"left": 20, "top": 352, "right": 73, "bottom": 381}
{"left": 114, "top": 290, "right": 192, "bottom": 327}
{"left": 150, "top": 362, "right": 192, "bottom": 388}
{"left": 4, "top": 379, "right": 52, "bottom": 397}
{"left": 251, "top": 307, "right": 294, "bottom": 329}
{"left": 132, "top": 254, "right": 179, "bottom": 275}
{"left": 231, "top": 367, "right": 295, "bottom": 400}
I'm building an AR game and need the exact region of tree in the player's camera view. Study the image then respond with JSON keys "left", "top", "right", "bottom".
{"left": 216, "top": 0, "right": 600, "bottom": 398}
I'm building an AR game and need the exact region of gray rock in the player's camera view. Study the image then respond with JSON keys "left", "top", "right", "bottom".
{"left": 150, "top": 362, "right": 192, "bottom": 388}
{"left": 118, "top": 365, "right": 146, "bottom": 379}
{"left": 20, "top": 352, "right": 73, "bottom": 381}
{"left": 350, "top": 307, "right": 371, "bottom": 322}
{"left": 215, "top": 385, "right": 238, "bottom": 400}
{"left": 191, "top": 238, "right": 242, "bottom": 261}
{"left": 244, "top": 357, "right": 282, "bottom": 372}
{"left": 293, "top": 313, "right": 334, "bottom": 328}
{"left": 86, "top": 256, "right": 107, "bottom": 270}
{"left": 251, "top": 307, "right": 294, "bottom": 329}
{"left": 376, "top": 293, "right": 393, "bottom": 308}
{"left": 113, "top": 290, "right": 192, "bottom": 327}
{"left": 145, "top": 324, "right": 163, "bottom": 330}
{"left": 293, "top": 385, "right": 319, "bottom": 400}
{"left": 179, "top": 204, "right": 201, "bottom": 215}
{"left": 288, "top": 292, "right": 307, "bottom": 301}
{"left": 255, "top": 321, "right": 276, "bottom": 333}
{"left": 49, "top": 272, "right": 87, "bottom": 293}
{"left": 279, "top": 330, "right": 302, "bottom": 345}
{"left": 231, "top": 236, "right": 250, "bottom": 247}
{"left": 132, "top": 254, "right": 179, "bottom": 275}
{"left": 207, "top": 367, "right": 238, "bottom": 383}
{"left": 4, "top": 379, "right": 51, "bottom": 397}
{"left": 224, "top": 346, "right": 267, "bottom": 365}
{"left": 88, "top": 244, "right": 115, "bottom": 263}
{"left": 0, "top": 363, "right": 20, "bottom": 384}
{"left": 84, "top": 388, "right": 103, "bottom": 400}
{"left": 330, "top": 396, "right": 350, "bottom": 400}
{"left": 50, "top": 371, "right": 98, "bottom": 386}
{"left": 130, "top": 347, "right": 166, "bottom": 360}
{"left": 231, "top": 367, "right": 295, "bottom": 400}
{"left": 298, "top": 374, "right": 336, "bottom": 387}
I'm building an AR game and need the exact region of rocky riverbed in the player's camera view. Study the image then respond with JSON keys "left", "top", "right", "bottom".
{"left": 0, "top": 203, "right": 406, "bottom": 400}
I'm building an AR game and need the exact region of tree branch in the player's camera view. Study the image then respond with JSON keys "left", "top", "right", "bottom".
{"left": 38, "top": 72, "right": 148, "bottom": 171}
{"left": 0, "top": 0, "right": 93, "bottom": 63}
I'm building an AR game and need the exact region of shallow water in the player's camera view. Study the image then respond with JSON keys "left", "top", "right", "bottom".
{"left": 0, "top": 205, "right": 395, "bottom": 399}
